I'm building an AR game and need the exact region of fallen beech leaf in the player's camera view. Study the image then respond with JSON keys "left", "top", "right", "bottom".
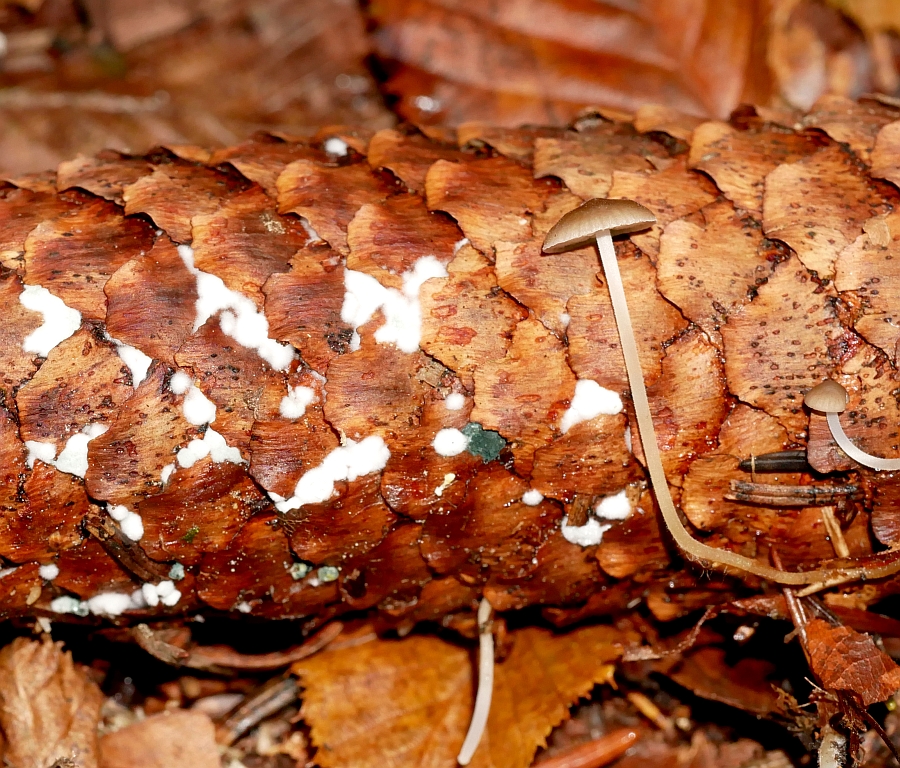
{"left": 293, "top": 625, "right": 628, "bottom": 768}
{"left": 664, "top": 646, "right": 780, "bottom": 715}
{"left": 99, "top": 709, "right": 221, "bottom": 768}
{"left": 0, "top": 637, "right": 103, "bottom": 768}
{"left": 806, "top": 618, "right": 900, "bottom": 707}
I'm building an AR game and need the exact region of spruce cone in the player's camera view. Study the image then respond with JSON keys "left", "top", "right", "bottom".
{"left": 1, "top": 97, "right": 899, "bottom": 627}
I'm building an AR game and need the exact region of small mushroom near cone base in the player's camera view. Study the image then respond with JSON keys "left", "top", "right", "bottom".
{"left": 542, "top": 198, "right": 900, "bottom": 586}
{"left": 543, "top": 198, "right": 657, "bottom": 253}
{"left": 805, "top": 379, "right": 900, "bottom": 471}
{"left": 804, "top": 379, "right": 849, "bottom": 414}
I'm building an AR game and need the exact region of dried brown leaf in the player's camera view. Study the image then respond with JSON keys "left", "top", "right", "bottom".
{"left": 99, "top": 709, "right": 221, "bottom": 768}
{"left": 0, "top": 637, "right": 103, "bottom": 768}
{"left": 293, "top": 625, "right": 627, "bottom": 768}
{"left": 806, "top": 618, "right": 900, "bottom": 706}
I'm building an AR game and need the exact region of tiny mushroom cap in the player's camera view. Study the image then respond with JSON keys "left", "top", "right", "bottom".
{"left": 542, "top": 198, "right": 657, "bottom": 253}
{"left": 804, "top": 379, "right": 849, "bottom": 414}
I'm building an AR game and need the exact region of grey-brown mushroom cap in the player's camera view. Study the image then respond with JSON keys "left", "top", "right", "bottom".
{"left": 804, "top": 379, "right": 849, "bottom": 414}
{"left": 542, "top": 198, "right": 657, "bottom": 253}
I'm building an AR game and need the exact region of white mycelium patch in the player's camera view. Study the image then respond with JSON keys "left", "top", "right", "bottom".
{"left": 108, "top": 504, "right": 144, "bottom": 541}
{"left": 280, "top": 385, "right": 316, "bottom": 419}
{"left": 559, "top": 379, "right": 623, "bottom": 434}
{"left": 274, "top": 436, "right": 390, "bottom": 512}
{"left": 168, "top": 370, "right": 193, "bottom": 395}
{"left": 19, "top": 285, "right": 81, "bottom": 357}
{"left": 182, "top": 386, "right": 217, "bottom": 426}
{"left": 51, "top": 581, "right": 181, "bottom": 617}
{"left": 595, "top": 490, "right": 632, "bottom": 521}
{"left": 177, "top": 245, "right": 295, "bottom": 371}
{"left": 444, "top": 392, "right": 465, "bottom": 411}
{"left": 521, "top": 489, "right": 544, "bottom": 506}
{"left": 324, "top": 137, "right": 349, "bottom": 156}
{"left": 39, "top": 563, "right": 59, "bottom": 581}
{"left": 110, "top": 338, "right": 152, "bottom": 386}
{"left": 165, "top": 373, "right": 246, "bottom": 475}
{"left": 24, "top": 423, "right": 108, "bottom": 478}
{"left": 341, "top": 256, "right": 448, "bottom": 353}
{"left": 24, "top": 440, "right": 57, "bottom": 469}
{"left": 53, "top": 423, "right": 109, "bottom": 477}
{"left": 177, "top": 428, "right": 244, "bottom": 468}
{"left": 432, "top": 428, "right": 469, "bottom": 457}
{"left": 453, "top": 238, "right": 469, "bottom": 254}
{"left": 561, "top": 517, "right": 612, "bottom": 547}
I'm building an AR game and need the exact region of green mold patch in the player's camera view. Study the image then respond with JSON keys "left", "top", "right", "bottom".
{"left": 461, "top": 422, "right": 505, "bottom": 463}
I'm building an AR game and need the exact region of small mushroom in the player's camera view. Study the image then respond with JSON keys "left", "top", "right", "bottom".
{"left": 543, "top": 198, "right": 900, "bottom": 586}
{"left": 805, "top": 379, "right": 900, "bottom": 471}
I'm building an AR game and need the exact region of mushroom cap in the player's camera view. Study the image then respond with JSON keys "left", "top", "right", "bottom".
{"left": 804, "top": 379, "right": 848, "bottom": 414}
{"left": 542, "top": 198, "right": 657, "bottom": 253}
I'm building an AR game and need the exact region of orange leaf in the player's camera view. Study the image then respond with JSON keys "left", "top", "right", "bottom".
{"left": 806, "top": 618, "right": 900, "bottom": 707}
{"left": 292, "top": 625, "right": 628, "bottom": 768}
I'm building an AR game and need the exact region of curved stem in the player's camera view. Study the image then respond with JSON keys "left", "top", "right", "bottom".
{"left": 827, "top": 411, "right": 900, "bottom": 471}
{"left": 596, "top": 231, "right": 900, "bottom": 586}
{"left": 457, "top": 598, "right": 494, "bottom": 765}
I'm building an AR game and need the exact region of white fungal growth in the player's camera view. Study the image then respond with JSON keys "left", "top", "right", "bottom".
{"left": 182, "top": 386, "right": 217, "bottom": 426}
{"left": 24, "top": 440, "right": 58, "bottom": 469}
{"left": 444, "top": 392, "right": 465, "bottom": 411}
{"left": 53, "top": 423, "right": 109, "bottom": 478}
{"left": 453, "top": 238, "right": 469, "bottom": 254}
{"left": 324, "top": 137, "right": 349, "bottom": 156}
{"left": 177, "top": 244, "right": 295, "bottom": 371}
{"left": 25, "top": 423, "right": 108, "bottom": 478}
{"left": 19, "top": 285, "right": 82, "bottom": 357}
{"left": 105, "top": 333, "right": 153, "bottom": 387}
{"left": 559, "top": 379, "right": 623, "bottom": 433}
{"left": 108, "top": 504, "right": 144, "bottom": 542}
{"left": 280, "top": 385, "right": 316, "bottom": 419}
{"left": 594, "top": 490, "right": 632, "bottom": 521}
{"left": 457, "top": 598, "right": 494, "bottom": 766}
{"left": 39, "top": 563, "right": 59, "bottom": 581}
{"left": 168, "top": 370, "right": 193, "bottom": 395}
{"left": 432, "top": 428, "right": 469, "bottom": 457}
{"left": 274, "top": 436, "right": 390, "bottom": 512}
{"left": 521, "top": 489, "right": 544, "bottom": 506}
{"left": 176, "top": 428, "right": 245, "bottom": 468}
{"left": 434, "top": 472, "right": 456, "bottom": 497}
{"left": 341, "top": 256, "right": 448, "bottom": 353}
{"left": 141, "top": 580, "right": 181, "bottom": 608}
{"left": 160, "top": 463, "right": 176, "bottom": 485}
{"left": 561, "top": 517, "right": 612, "bottom": 547}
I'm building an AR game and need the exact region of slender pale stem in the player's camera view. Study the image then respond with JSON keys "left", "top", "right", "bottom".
{"left": 595, "top": 230, "right": 900, "bottom": 585}
{"left": 826, "top": 411, "right": 900, "bottom": 471}
{"left": 457, "top": 598, "right": 494, "bottom": 765}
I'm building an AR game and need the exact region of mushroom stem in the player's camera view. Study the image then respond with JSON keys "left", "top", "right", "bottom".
{"left": 594, "top": 230, "right": 900, "bottom": 586}
{"left": 826, "top": 411, "right": 900, "bottom": 471}
{"left": 457, "top": 598, "right": 495, "bottom": 766}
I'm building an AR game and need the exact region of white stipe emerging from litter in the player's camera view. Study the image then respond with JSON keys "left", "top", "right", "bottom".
{"left": 560, "top": 379, "right": 623, "bottom": 433}
{"left": 24, "top": 423, "right": 108, "bottom": 478}
{"left": 595, "top": 490, "right": 632, "bottom": 520}
{"left": 108, "top": 504, "right": 144, "bottom": 542}
{"left": 19, "top": 285, "right": 82, "bottom": 357}
{"left": 457, "top": 598, "right": 494, "bottom": 766}
{"left": 177, "top": 245, "right": 295, "bottom": 370}
{"left": 274, "top": 436, "right": 390, "bottom": 512}
{"left": 280, "top": 385, "right": 316, "bottom": 419}
{"left": 432, "top": 428, "right": 468, "bottom": 457}
{"left": 341, "top": 256, "right": 447, "bottom": 353}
